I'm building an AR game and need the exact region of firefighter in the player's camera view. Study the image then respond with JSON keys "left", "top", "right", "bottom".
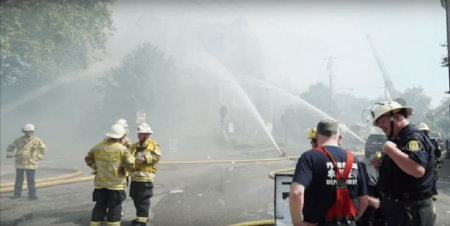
{"left": 291, "top": 119, "right": 368, "bottom": 226}
{"left": 357, "top": 162, "right": 382, "bottom": 226}
{"left": 307, "top": 127, "right": 318, "bottom": 148}
{"left": 369, "top": 101, "right": 435, "bottom": 226}
{"left": 114, "top": 119, "right": 132, "bottom": 218}
{"left": 308, "top": 127, "right": 344, "bottom": 149}
{"left": 93, "top": 120, "right": 131, "bottom": 218}
{"left": 94, "top": 120, "right": 132, "bottom": 174}
{"left": 115, "top": 119, "right": 132, "bottom": 148}
{"left": 6, "top": 123, "right": 47, "bottom": 201}
{"left": 417, "top": 122, "right": 441, "bottom": 201}
{"left": 85, "top": 124, "right": 135, "bottom": 226}
{"left": 128, "top": 123, "right": 162, "bottom": 226}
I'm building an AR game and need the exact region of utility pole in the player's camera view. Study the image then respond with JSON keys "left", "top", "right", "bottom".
{"left": 324, "top": 56, "right": 338, "bottom": 114}
{"left": 440, "top": 0, "right": 450, "bottom": 118}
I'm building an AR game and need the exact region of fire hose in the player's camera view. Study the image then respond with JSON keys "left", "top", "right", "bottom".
{"left": 0, "top": 156, "right": 299, "bottom": 194}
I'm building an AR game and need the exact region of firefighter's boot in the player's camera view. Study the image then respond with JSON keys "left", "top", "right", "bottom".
{"left": 131, "top": 219, "right": 147, "bottom": 226}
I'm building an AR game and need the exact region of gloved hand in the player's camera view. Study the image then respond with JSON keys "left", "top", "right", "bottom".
{"left": 118, "top": 168, "right": 126, "bottom": 177}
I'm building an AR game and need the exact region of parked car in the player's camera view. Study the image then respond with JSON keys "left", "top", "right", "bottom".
{"left": 429, "top": 131, "right": 446, "bottom": 163}
{"left": 365, "top": 134, "right": 388, "bottom": 159}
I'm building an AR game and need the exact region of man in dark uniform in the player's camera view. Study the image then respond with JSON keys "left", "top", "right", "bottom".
{"left": 417, "top": 122, "right": 441, "bottom": 201}
{"left": 369, "top": 101, "right": 435, "bottom": 226}
{"left": 290, "top": 119, "right": 368, "bottom": 226}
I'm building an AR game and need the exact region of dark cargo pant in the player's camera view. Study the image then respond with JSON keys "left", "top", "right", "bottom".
{"left": 379, "top": 197, "right": 434, "bottom": 226}
{"left": 130, "top": 181, "right": 154, "bottom": 224}
{"left": 14, "top": 168, "right": 36, "bottom": 197}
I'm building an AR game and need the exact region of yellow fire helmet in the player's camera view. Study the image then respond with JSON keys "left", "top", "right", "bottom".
{"left": 307, "top": 127, "right": 317, "bottom": 139}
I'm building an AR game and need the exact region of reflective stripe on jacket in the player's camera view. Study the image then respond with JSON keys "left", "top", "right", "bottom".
{"left": 129, "top": 139, "right": 161, "bottom": 182}
{"left": 85, "top": 139, "right": 135, "bottom": 190}
{"left": 6, "top": 136, "right": 47, "bottom": 169}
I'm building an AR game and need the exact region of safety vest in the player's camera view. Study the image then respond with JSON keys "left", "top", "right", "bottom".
{"left": 314, "top": 147, "right": 357, "bottom": 223}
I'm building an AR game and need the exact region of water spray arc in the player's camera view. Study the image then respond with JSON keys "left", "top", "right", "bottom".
{"left": 245, "top": 77, "right": 366, "bottom": 144}
{"left": 185, "top": 49, "right": 282, "bottom": 155}
{"left": 0, "top": 59, "right": 119, "bottom": 117}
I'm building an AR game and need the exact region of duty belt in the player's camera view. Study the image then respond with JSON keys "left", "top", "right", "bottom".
{"left": 380, "top": 191, "right": 431, "bottom": 202}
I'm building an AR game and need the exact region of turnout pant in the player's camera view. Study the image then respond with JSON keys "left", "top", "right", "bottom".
{"left": 130, "top": 181, "right": 154, "bottom": 223}
{"left": 90, "top": 188, "right": 126, "bottom": 226}
{"left": 380, "top": 197, "right": 434, "bottom": 226}
{"left": 14, "top": 168, "right": 36, "bottom": 197}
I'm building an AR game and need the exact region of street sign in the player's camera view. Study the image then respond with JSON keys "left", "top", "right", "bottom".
{"left": 137, "top": 112, "right": 146, "bottom": 124}
{"left": 229, "top": 123, "right": 234, "bottom": 133}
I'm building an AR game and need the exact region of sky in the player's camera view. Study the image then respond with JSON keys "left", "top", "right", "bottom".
{"left": 229, "top": 0, "right": 449, "bottom": 107}
{"left": 108, "top": 0, "right": 449, "bottom": 107}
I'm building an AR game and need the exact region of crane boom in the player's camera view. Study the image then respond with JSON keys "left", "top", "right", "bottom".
{"left": 365, "top": 34, "right": 398, "bottom": 100}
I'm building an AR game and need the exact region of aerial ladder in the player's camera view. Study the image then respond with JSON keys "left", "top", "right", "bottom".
{"left": 365, "top": 34, "right": 399, "bottom": 100}
{"left": 362, "top": 34, "right": 405, "bottom": 132}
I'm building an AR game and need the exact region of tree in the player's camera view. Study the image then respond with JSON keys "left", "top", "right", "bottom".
{"left": 432, "top": 97, "right": 450, "bottom": 136}
{"left": 1, "top": 0, "right": 116, "bottom": 68}
{"left": 95, "top": 42, "right": 179, "bottom": 131}
{"left": 300, "top": 82, "right": 338, "bottom": 116}
{"left": 299, "top": 82, "right": 383, "bottom": 124}
{"left": 398, "top": 87, "right": 432, "bottom": 124}
{"left": 1, "top": 0, "right": 116, "bottom": 105}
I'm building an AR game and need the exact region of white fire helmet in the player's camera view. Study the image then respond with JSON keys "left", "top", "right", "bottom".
{"left": 106, "top": 124, "right": 126, "bottom": 139}
{"left": 116, "top": 119, "right": 129, "bottom": 133}
{"left": 417, "top": 122, "right": 430, "bottom": 132}
{"left": 369, "top": 101, "right": 414, "bottom": 126}
{"left": 137, "top": 123, "right": 153, "bottom": 134}
{"left": 22, "top": 123, "right": 35, "bottom": 132}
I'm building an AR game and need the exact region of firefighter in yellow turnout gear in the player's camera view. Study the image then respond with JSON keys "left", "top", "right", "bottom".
{"left": 6, "top": 123, "right": 47, "bottom": 201}
{"left": 97, "top": 119, "right": 133, "bottom": 218}
{"left": 129, "top": 123, "right": 162, "bottom": 226}
{"left": 85, "top": 124, "right": 135, "bottom": 226}
{"left": 306, "top": 127, "right": 318, "bottom": 148}
{"left": 94, "top": 119, "right": 133, "bottom": 174}
{"left": 114, "top": 119, "right": 132, "bottom": 148}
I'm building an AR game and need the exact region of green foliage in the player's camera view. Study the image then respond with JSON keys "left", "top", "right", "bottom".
{"left": 1, "top": 0, "right": 116, "bottom": 67}
{"left": 0, "top": 0, "right": 116, "bottom": 105}
{"left": 95, "top": 42, "right": 178, "bottom": 118}
{"left": 398, "top": 87, "right": 432, "bottom": 124}
{"left": 300, "top": 82, "right": 335, "bottom": 116}
{"left": 432, "top": 97, "right": 450, "bottom": 137}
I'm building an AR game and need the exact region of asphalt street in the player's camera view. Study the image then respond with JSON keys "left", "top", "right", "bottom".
{"left": 1, "top": 149, "right": 449, "bottom": 226}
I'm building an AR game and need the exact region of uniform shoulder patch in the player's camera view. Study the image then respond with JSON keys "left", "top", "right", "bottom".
{"left": 406, "top": 140, "right": 422, "bottom": 151}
